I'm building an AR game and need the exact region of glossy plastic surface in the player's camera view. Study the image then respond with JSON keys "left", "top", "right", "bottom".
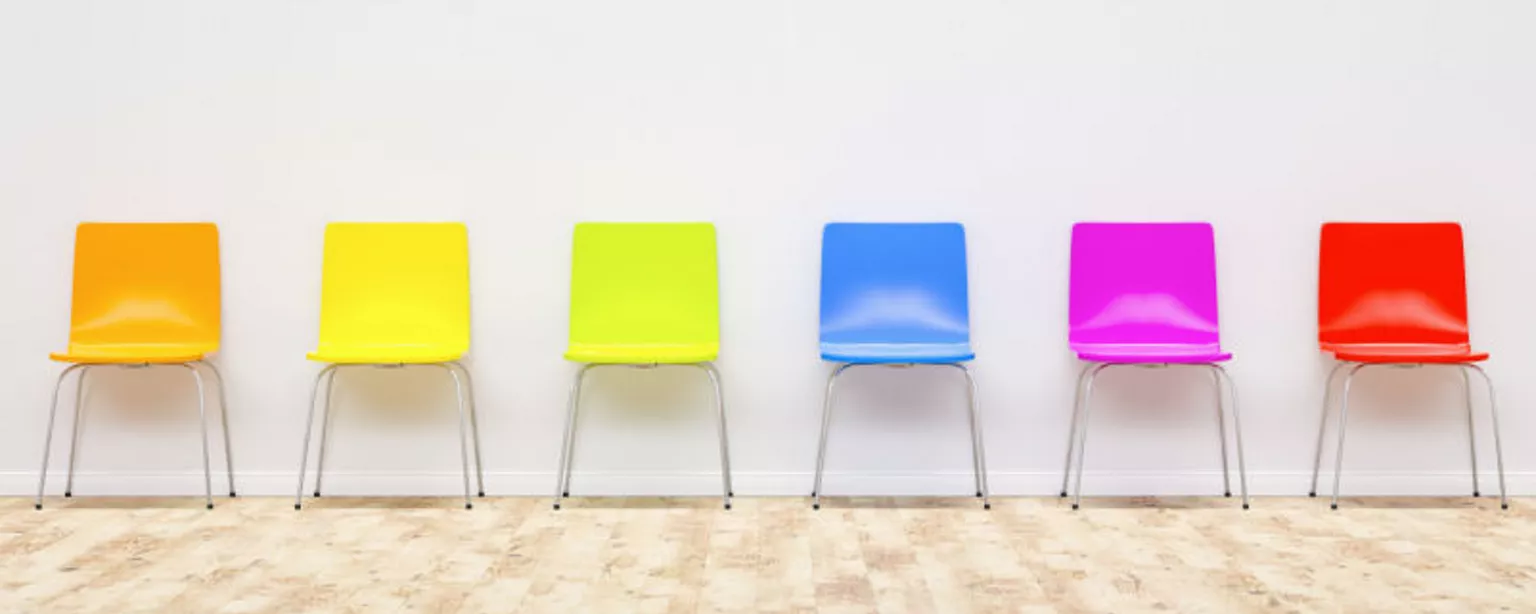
{"left": 565, "top": 222, "right": 720, "bottom": 364}
{"left": 1069, "top": 222, "right": 1230, "bottom": 363}
{"left": 52, "top": 223, "right": 221, "bottom": 363}
{"left": 819, "top": 223, "right": 973, "bottom": 363}
{"left": 308, "top": 223, "right": 471, "bottom": 364}
{"left": 1318, "top": 222, "right": 1486, "bottom": 363}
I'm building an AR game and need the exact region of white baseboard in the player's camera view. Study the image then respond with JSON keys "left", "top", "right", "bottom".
{"left": 2, "top": 470, "right": 1528, "bottom": 498}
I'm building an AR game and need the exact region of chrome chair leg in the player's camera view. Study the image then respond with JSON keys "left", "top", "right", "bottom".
{"left": 812, "top": 363, "right": 990, "bottom": 509}
{"left": 1060, "top": 363, "right": 1095, "bottom": 497}
{"left": 952, "top": 363, "right": 991, "bottom": 509}
{"left": 64, "top": 366, "right": 92, "bottom": 498}
{"left": 811, "top": 364, "right": 853, "bottom": 510}
{"left": 179, "top": 363, "right": 215, "bottom": 510}
{"left": 37, "top": 364, "right": 89, "bottom": 510}
{"left": 448, "top": 362, "right": 486, "bottom": 497}
{"left": 439, "top": 365, "right": 475, "bottom": 510}
{"left": 295, "top": 365, "right": 340, "bottom": 510}
{"left": 1213, "top": 364, "right": 1250, "bottom": 509}
{"left": 554, "top": 365, "right": 596, "bottom": 510}
{"left": 199, "top": 361, "right": 238, "bottom": 497}
{"left": 1330, "top": 364, "right": 1369, "bottom": 510}
{"left": 1071, "top": 364, "right": 1112, "bottom": 510}
{"left": 963, "top": 369, "right": 984, "bottom": 499}
{"left": 699, "top": 362, "right": 733, "bottom": 510}
{"left": 311, "top": 366, "right": 341, "bottom": 498}
{"left": 1459, "top": 367, "right": 1481, "bottom": 497}
{"left": 1465, "top": 365, "right": 1509, "bottom": 510}
{"left": 1208, "top": 367, "right": 1231, "bottom": 498}
{"left": 1309, "top": 363, "right": 1347, "bottom": 497}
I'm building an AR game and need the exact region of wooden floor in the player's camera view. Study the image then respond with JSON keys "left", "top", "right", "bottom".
{"left": 0, "top": 496, "right": 1531, "bottom": 613}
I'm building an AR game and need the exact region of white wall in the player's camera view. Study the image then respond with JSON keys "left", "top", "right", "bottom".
{"left": 3, "top": 0, "right": 1534, "bottom": 499}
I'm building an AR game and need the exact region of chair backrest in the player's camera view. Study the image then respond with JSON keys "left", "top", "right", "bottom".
{"left": 1318, "top": 222, "right": 1470, "bottom": 347}
{"left": 1069, "top": 222, "right": 1222, "bottom": 348}
{"left": 67, "top": 222, "right": 221, "bottom": 353}
{"left": 568, "top": 222, "right": 719, "bottom": 350}
{"left": 317, "top": 222, "right": 470, "bottom": 353}
{"left": 819, "top": 222, "right": 971, "bottom": 347}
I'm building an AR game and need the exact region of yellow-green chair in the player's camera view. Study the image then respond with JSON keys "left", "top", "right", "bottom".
{"left": 555, "top": 222, "right": 733, "bottom": 510}
{"left": 294, "top": 222, "right": 484, "bottom": 510}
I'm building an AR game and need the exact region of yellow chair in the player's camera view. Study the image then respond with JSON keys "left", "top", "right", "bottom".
{"left": 293, "top": 222, "right": 484, "bottom": 510}
{"left": 555, "top": 222, "right": 733, "bottom": 509}
{"left": 37, "top": 223, "right": 235, "bottom": 509}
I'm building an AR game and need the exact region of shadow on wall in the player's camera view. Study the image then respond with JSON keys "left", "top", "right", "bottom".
{"left": 1068, "top": 361, "right": 1220, "bottom": 425}
{"left": 326, "top": 366, "right": 466, "bottom": 425}
{"left": 75, "top": 366, "right": 209, "bottom": 425}
{"left": 830, "top": 364, "right": 975, "bottom": 424}
{"left": 1327, "top": 364, "right": 1470, "bottom": 422}
{"left": 578, "top": 365, "right": 717, "bottom": 423}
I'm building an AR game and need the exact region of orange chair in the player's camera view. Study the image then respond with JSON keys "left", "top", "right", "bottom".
{"left": 37, "top": 223, "right": 235, "bottom": 509}
{"left": 1311, "top": 222, "right": 1508, "bottom": 509}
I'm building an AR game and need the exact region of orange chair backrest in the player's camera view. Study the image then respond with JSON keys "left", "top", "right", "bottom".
{"left": 66, "top": 223, "right": 221, "bottom": 354}
{"left": 1318, "top": 222, "right": 1469, "bottom": 347}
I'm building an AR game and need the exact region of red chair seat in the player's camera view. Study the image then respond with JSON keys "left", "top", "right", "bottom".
{"left": 1324, "top": 344, "right": 1488, "bottom": 363}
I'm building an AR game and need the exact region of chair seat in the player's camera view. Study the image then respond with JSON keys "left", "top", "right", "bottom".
{"left": 1323, "top": 344, "right": 1488, "bottom": 364}
{"left": 51, "top": 344, "right": 210, "bottom": 364}
{"left": 308, "top": 344, "right": 466, "bottom": 364}
{"left": 565, "top": 342, "right": 718, "bottom": 364}
{"left": 1072, "top": 343, "right": 1231, "bottom": 364}
{"left": 820, "top": 342, "right": 974, "bottom": 364}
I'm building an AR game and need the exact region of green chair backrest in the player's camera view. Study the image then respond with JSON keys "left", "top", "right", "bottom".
{"left": 567, "top": 223, "right": 720, "bottom": 362}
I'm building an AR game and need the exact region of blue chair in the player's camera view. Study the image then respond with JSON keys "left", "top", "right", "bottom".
{"left": 811, "top": 222, "right": 990, "bottom": 509}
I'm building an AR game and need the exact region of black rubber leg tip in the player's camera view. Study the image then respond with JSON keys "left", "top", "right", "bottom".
{"left": 34, "top": 504, "right": 42, "bottom": 511}
{"left": 1502, "top": 503, "right": 1510, "bottom": 510}
{"left": 984, "top": 503, "right": 992, "bottom": 510}
{"left": 1058, "top": 491, "right": 1067, "bottom": 498}
{"left": 1071, "top": 503, "right": 1080, "bottom": 510}
{"left": 229, "top": 492, "right": 238, "bottom": 498}
{"left": 553, "top": 504, "right": 561, "bottom": 511}
{"left": 561, "top": 491, "right": 569, "bottom": 498}
{"left": 465, "top": 503, "right": 473, "bottom": 510}
{"left": 1330, "top": 503, "right": 1339, "bottom": 510}
{"left": 294, "top": 504, "right": 302, "bottom": 510}
{"left": 313, "top": 492, "right": 321, "bottom": 498}
{"left": 1474, "top": 491, "right": 1482, "bottom": 498}
{"left": 724, "top": 503, "right": 732, "bottom": 511}
{"left": 64, "top": 492, "right": 72, "bottom": 498}
{"left": 729, "top": 491, "right": 735, "bottom": 497}
{"left": 812, "top": 503, "right": 821, "bottom": 510}
{"left": 1224, "top": 491, "right": 1232, "bottom": 498}
{"left": 1242, "top": 503, "right": 1250, "bottom": 510}
{"left": 206, "top": 503, "right": 214, "bottom": 510}
{"left": 1308, "top": 492, "right": 1317, "bottom": 498}
{"left": 478, "top": 491, "right": 486, "bottom": 498}
{"left": 810, "top": 491, "right": 817, "bottom": 497}
{"left": 976, "top": 491, "right": 983, "bottom": 498}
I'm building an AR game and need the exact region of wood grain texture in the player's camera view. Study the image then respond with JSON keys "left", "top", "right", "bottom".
{"left": 1, "top": 497, "right": 1531, "bottom": 613}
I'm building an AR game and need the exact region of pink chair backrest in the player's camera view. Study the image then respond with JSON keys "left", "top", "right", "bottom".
{"left": 1069, "top": 222, "right": 1222, "bottom": 350}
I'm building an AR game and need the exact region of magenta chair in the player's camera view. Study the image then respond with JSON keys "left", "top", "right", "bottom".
{"left": 1061, "top": 222, "right": 1250, "bottom": 509}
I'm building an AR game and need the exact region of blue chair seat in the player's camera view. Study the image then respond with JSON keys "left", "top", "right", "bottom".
{"left": 820, "top": 342, "right": 974, "bottom": 364}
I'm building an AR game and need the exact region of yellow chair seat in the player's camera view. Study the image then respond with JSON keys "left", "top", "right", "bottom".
{"left": 307, "top": 344, "right": 466, "bottom": 364}
{"left": 51, "top": 344, "right": 210, "bottom": 364}
{"left": 564, "top": 342, "right": 719, "bottom": 364}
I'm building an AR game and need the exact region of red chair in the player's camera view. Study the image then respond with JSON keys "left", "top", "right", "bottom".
{"left": 1311, "top": 222, "right": 1508, "bottom": 509}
